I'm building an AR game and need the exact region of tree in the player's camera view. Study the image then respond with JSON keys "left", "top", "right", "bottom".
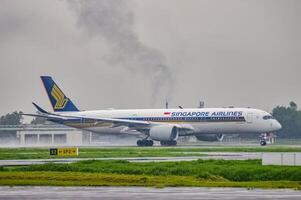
{"left": 30, "top": 117, "right": 46, "bottom": 125}
{"left": 0, "top": 111, "right": 23, "bottom": 125}
{"left": 289, "top": 101, "right": 297, "bottom": 110}
{"left": 272, "top": 102, "right": 301, "bottom": 138}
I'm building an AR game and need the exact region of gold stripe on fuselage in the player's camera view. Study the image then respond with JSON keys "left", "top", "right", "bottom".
{"left": 64, "top": 122, "right": 113, "bottom": 129}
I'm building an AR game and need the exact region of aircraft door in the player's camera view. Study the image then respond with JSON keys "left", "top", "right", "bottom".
{"left": 246, "top": 113, "right": 253, "bottom": 123}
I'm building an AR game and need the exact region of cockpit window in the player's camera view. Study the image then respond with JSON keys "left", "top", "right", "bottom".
{"left": 263, "top": 115, "right": 274, "bottom": 120}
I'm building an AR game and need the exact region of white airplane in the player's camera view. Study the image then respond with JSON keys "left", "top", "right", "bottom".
{"left": 25, "top": 76, "right": 282, "bottom": 146}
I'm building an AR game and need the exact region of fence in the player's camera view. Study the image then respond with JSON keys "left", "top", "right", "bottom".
{"left": 262, "top": 153, "right": 301, "bottom": 166}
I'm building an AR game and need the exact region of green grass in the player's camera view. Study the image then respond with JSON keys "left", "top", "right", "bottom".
{"left": 2, "top": 159, "right": 301, "bottom": 189}
{"left": 1, "top": 159, "right": 301, "bottom": 188}
{"left": 1, "top": 146, "right": 301, "bottom": 160}
{"left": 7, "top": 159, "right": 301, "bottom": 182}
{"left": 1, "top": 146, "right": 301, "bottom": 188}
{"left": 0, "top": 171, "right": 300, "bottom": 189}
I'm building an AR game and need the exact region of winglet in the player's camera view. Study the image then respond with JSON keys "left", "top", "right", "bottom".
{"left": 32, "top": 102, "right": 49, "bottom": 114}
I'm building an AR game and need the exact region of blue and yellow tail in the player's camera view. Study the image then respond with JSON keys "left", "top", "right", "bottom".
{"left": 40, "top": 76, "right": 79, "bottom": 112}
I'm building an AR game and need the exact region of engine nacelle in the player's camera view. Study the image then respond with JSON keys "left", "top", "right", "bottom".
{"left": 149, "top": 125, "right": 178, "bottom": 141}
{"left": 196, "top": 133, "right": 224, "bottom": 142}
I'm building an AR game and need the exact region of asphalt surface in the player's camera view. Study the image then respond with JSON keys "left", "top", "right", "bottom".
{"left": 1, "top": 186, "right": 301, "bottom": 200}
{"left": 0, "top": 152, "right": 262, "bottom": 166}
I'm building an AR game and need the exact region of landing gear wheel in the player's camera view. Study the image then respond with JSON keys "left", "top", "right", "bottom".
{"left": 260, "top": 140, "right": 267, "bottom": 146}
{"left": 147, "top": 140, "right": 154, "bottom": 146}
{"left": 160, "top": 140, "right": 177, "bottom": 146}
{"left": 137, "top": 140, "right": 154, "bottom": 147}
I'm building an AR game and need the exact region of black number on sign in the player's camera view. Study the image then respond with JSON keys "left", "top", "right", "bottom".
{"left": 50, "top": 148, "right": 58, "bottom": 155}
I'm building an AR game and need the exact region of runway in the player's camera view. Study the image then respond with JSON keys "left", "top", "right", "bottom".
{"left": 0, "top": 152, "right": 262, "bottom": 166}
{"left": 1, "top": 186, "right": 301, "bottom": 200}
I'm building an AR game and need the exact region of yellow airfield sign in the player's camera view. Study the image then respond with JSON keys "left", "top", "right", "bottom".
{"left": 50, "top": 147, "right": 78, "bottom": 156}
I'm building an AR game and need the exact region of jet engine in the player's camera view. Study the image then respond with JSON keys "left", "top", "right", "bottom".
{"left": 196, "top": 133, "right": 224, "bottom": 142}
{"left": 149, "top": 125, "right": 178, "bottom": 141}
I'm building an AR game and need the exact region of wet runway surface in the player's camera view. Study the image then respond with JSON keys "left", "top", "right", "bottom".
{"left": 1, "top": 186, "right": 301, "bottom": 200}
{"left": 0, "top": 152, "right": 262, "bottom": 166}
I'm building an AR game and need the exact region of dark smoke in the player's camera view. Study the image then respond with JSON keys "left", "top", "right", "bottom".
{"left": 68, "top": 0, "right": 174, "bottom": 105}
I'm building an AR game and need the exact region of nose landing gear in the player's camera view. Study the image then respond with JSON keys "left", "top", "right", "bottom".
{"left": 260, "top": 133, "right": 267, "bottom": 146}
{"left": 260, "top": 140, "right": 267, "bottom": 146}
{"left": 260, "top": 133, "right": 276, "bottom": 146}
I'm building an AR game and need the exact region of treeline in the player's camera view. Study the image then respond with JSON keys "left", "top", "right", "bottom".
{"left": 0, "top": 111, "right": 46, "bottom": 125}
{"left": 272, "top": 101, "right": 301, "bottom": 138}
{"left": 0, "top": 111, "right": 23, "bottom": 125}
{"left": 0, "top": 111, "right": 24, "bottom": 140}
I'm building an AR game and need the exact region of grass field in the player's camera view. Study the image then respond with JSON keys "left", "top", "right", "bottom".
{"left": 1, "top": 159, "right": 301, "bottom": 189}
{"left": 0, "top": 171, "right": 299, "bottom": 189}
{"left": 1, "top": 146, "right": 301, "bottom": 160}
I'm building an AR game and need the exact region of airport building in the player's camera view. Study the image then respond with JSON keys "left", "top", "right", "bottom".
{"left": 0, "top": 124, "right": 138, "bottom": 147}
{"left": 0, "top": 125, "right": 92, "bottom": 146}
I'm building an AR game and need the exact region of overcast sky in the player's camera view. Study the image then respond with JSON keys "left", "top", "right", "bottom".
{"left": 0, "top": 0, "right": 300, "bottom": 117}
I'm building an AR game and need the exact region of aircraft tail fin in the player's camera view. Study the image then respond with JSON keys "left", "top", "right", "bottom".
{"left": 40, "top": 76, "right": 79, "bottom": 112}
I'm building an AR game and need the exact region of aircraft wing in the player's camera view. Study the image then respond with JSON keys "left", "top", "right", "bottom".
{"left": 70, "top": 115, "right": 193, "bottom": 131}
{"left": 22, "top": 113, "right": 151, "bottom": 128}
{"left": 22, "top": 112, "right": 195, "bottom": 133}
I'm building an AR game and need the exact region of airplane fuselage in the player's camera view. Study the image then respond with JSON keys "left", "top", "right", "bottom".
{"left": 56, "top": 107, "right": 281, "bottom": 136}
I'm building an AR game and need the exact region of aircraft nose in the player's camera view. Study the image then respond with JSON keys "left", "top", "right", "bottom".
{"left": 274, "top": 120, "right": 282, "bottom": 130}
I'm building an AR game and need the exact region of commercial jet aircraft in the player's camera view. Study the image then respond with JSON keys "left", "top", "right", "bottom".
{"left": 24, "top": 76, "right": 282, "bottom": 146}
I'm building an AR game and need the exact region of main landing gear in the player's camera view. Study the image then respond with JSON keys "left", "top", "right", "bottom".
{"left": 136, "top": 140, "right": 177, "bottom": 146}
{"left": 137, "top": 139, "right": 154, "bottom": 146}
{"left": 160, "top": 140, "right": 177, "bottom": 146}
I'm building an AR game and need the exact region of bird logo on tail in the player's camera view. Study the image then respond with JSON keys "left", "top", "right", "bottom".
{"left": 51, "top": 84, "right": 69, "bottom": 109}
